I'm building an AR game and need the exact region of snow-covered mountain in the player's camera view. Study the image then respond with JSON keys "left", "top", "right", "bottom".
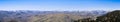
{"left": 0, "top": 10, "right": 108, "bottom": 22}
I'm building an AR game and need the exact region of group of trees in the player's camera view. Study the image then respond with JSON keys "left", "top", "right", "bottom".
{"left": 74, "top": 10, "right": 120, "bottom": 22}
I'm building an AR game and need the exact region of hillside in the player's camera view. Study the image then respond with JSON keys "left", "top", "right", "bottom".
{"left": 74, "top": 10, "right": 120, "bottom": 22}
{"left": 0, "top": 10, "right": 107, "bottom": 22}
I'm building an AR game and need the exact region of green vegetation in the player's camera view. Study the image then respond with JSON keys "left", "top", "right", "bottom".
{"left": 74, "top": 10, "right": 120, "bottom": 22}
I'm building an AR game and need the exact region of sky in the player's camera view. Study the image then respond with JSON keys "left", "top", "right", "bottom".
{"left": 0, "top": 0, "right": 120, "bottom": 11}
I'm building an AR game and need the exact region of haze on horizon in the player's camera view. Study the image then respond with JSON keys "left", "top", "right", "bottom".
{"left": 0, "top": 0, "right": 120, "bottom": 11}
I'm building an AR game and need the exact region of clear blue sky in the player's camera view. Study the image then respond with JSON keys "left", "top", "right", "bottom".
{"left": 0, "top": 0, "right": 120, "bottom": 11}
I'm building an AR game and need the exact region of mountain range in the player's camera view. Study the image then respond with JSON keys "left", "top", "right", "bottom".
{"left": 0, "top": 10, "right": 108, "bottom": 22}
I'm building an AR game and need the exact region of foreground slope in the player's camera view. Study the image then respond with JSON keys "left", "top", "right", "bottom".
{"left": 74, "top": 10, "right": 120, "bottom": 22}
